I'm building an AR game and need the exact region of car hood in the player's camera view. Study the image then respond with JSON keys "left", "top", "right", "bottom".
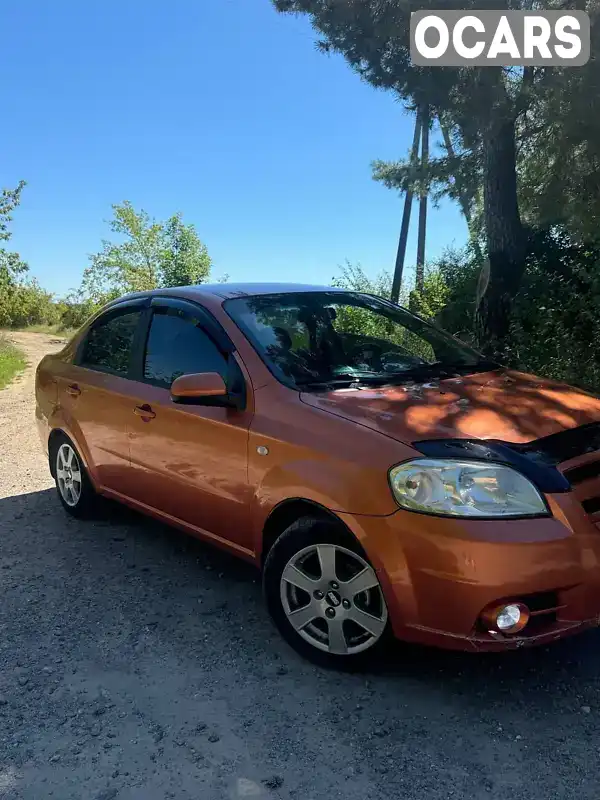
{"left": 299, "top": 370, "right": 600, "bottom": 445}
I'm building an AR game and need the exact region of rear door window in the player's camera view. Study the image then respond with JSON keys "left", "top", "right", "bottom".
{"left": 80, "top": 310, "right": 141, "bottom": 376}
{"left": 143, "top": 307, "right": 227, "bottom": 388}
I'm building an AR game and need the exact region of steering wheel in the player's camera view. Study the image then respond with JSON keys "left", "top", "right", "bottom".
{"left": 347, "top": 341, "right": 385, "bottom": 366}
{"left": 380, "top": 349, "right": 427, "bottom": 371}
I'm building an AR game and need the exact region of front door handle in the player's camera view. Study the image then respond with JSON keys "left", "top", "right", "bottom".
{"left": 133, "top": 404, "right": 156, "bottom": 420}
{"left": 66, "top": 383, "right": 81, "bottom": 397}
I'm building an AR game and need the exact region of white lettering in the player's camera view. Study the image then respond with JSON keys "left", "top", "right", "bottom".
{"left": 487, "top": 15, "right": 520, "bottom": 59}
{"left": 453, "top": 16, "right": 486, "bottom": 59}
{"left": 555, "top": 15, "right": 581, "bottom": 58}
{"left": 414, "top": 15, "right": 450, "bottom": 59}
{"left": 523, "top": 17, "right": 552, "bottom": 58}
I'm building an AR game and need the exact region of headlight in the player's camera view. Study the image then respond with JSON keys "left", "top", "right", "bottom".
{"left": 389, "top": 458, "right": 548, "bottom": 518}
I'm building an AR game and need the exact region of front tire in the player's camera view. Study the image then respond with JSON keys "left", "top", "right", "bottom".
{"left": 263, "top": 517, "right": 391, "bottom": 669}
{"left": 50, "top": 434, "right": 97, "bottom": 518}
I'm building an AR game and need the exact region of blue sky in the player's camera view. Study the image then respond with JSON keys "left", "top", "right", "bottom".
{"left": 1, "top": 0, "right": 467, "bottom": 297}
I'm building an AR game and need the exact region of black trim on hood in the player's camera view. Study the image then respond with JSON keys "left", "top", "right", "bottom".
{"left": 510, "top": 421, "right": 600, "bottom": 465}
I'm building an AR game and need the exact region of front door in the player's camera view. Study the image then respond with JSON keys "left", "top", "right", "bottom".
{"left": 126, "top": 301, "right": 254, "bottom": 555}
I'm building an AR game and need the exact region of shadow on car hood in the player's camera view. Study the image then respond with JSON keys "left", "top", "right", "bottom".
{"left": 299, "top": 370, "right": 600, "bottom": 445}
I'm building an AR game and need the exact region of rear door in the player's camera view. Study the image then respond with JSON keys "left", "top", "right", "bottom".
{"left": 59, "top": 300, "right": 147, "bottom": 492}
{"left": 126, "top": 298, "right": 255, "bottom": 554}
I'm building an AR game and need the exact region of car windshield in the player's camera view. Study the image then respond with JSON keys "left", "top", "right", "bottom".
{"left": 225, "top": 291, "right": 495, "bottom": 390}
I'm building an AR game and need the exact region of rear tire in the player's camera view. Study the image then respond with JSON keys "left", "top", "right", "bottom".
{"left": 263, "top": 516, "right": 392, "bottom": 670}
{"left": 50, "top": 433, "right": 97, "bottom": 518}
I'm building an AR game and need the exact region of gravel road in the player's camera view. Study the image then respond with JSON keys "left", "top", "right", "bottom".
{"left": 1, "top": 331, "right": 600, "bottom": 800}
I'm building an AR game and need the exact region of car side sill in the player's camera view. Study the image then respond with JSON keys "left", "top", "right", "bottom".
{"left": 100, "top": 487, "right": 257, "bottom": 565}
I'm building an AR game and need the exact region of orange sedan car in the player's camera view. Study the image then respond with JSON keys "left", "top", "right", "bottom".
{"left": 35, "top": 284, "right": 600, "bottom": 666}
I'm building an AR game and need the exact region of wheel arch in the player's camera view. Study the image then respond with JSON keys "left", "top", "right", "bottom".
{"left": 47, "top": 428, "right": 66, "bottom": 478}
{"left": 259, "top": 498, "right": 360, "bottom": 567}
{"left": 47, "top": 427, "right": 91, "bottom": 479}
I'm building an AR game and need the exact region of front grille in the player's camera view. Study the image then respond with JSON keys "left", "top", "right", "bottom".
{"left": 563, "top": 460, "right": 600, "bottom": 485}
{"left": 516, "top": 424, "right": 600, "bottom": 517}
{"left": 582, "top": 496, "right": 600, "bottom": 515}
{"left": 558, "top": 452, "right": 600, "bottom": 518}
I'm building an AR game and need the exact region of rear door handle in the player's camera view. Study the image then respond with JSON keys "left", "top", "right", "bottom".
{"left": 66, "top": 383, "right": 81, "bottom": 397}
{"left": 134, "top": 404, "right": 156, "bottom": 420}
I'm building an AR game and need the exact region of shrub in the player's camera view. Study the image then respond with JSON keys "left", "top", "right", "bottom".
{"left": 335, "top": 232, "right": 600, "bottom": 395}
{"left": 58, "top": 295, "right": 103, "bottom": 332}
{"left": 0, "top": 280, "right": 60, "bottom": 328}
{"left": 418, "top": 231, "right": 600, "bottom": 393}
{"left": 0, "top": 334, "right": 26, "bottom": 389}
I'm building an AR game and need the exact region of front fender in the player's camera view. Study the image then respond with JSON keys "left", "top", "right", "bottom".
{"left": 255, "top": 461, "right": 359, "bottom": 512}
{"left": 252, "top": 456, "right": 397, "bottom": 513}
{"left": 250, "top": 456, "right": 399, "bottom": 556}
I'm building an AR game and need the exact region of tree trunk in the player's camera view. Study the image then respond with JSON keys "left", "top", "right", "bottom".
{"left": 440, "top": 121, "right": 483, "bottom": 261}
{"left": 391, "top": 112, "right": 422, "bottom": 304}
{"left": 477, "top": 112, "right": 525, "bottom": 358}
{"left": 415, "top": 103, "right": 429, "bottom": 294}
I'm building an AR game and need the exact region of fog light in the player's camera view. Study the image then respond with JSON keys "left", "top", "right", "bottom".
{"left": 497, "top": 604, "right": 523, "bottom": 631}
{"left": 482, "top": 602, "right": 530, "bottom": 634}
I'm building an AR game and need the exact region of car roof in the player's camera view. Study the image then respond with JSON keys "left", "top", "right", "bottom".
{"left": 108, "top": 283, "right": 351, "bottom": 307}
{"left": 172, "top": 283, "right": 348, "bottom": 301}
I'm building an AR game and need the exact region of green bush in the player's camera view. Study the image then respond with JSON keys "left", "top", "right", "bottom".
{"left": 417, "top": 230, "right": 600, "bottom": 394}
{"left": 335, "top": 233, "right": 600, "bottom": 395}
{"left": 58, "top": 295, "right": 103, "bottom": 332}
{"left": 0, "top": 334, "right": 26, "bottom": 389}
{"left": 0, "top": 280, "right": 60, "bottom": 329}
{"left": 0, "top": 281, "right": 106, "bottom": 334}
{"left": 409, "top": 271, "right": 452, "bottom": 321}
{"left": 509, "top": 231, "right": 600, "bottom": 392}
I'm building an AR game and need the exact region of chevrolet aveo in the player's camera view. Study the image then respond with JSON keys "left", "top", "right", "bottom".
{"left": 35, "top": 284, "right": 600, "bottom": 667}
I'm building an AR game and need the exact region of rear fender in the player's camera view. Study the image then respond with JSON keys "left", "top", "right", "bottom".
{"left": 47, "top": 408, "right": 98, "bottom": 487}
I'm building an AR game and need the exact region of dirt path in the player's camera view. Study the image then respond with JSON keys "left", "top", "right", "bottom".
{"left": 1, "top": 332, "right": 600, "bottom": 800}
{"left": 0, "top": 332, "right": 65, "bottom": 498}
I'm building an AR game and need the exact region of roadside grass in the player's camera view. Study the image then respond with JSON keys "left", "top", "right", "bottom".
{"left": 0, "top": 334, "right": 27, "bottom": 389}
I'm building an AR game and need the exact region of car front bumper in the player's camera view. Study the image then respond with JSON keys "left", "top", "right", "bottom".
{"left": 339, "top": 491, "right": 600, "bottom": 651}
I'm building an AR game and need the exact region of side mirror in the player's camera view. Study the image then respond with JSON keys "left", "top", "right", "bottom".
{"left": 171, "top": 372, "right": 227, "bottom": 402}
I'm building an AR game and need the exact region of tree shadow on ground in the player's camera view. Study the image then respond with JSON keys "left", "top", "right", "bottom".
{"left": 3, "top": 486, "right": 600, "bottom": 705}
{"left": 3, "top": 487, "right": 600, "bottom": 799}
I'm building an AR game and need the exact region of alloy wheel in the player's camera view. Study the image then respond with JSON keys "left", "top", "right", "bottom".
{"left": 279, "top": 543, "right": 388, "bottom": 655}
{"left": 56, "top": 443, "right": 82, "bottom": 507}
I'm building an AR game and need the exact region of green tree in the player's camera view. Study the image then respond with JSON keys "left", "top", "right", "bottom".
{"left": 82, "top": 201, "right": 164, "bottom": 299}
{"left": 57, "top": 289, "right": 105, "bottom": 332}
{"left": 331, "top": 260, "right": 394, "bottom": 299}
{"left": 82, "top": 202, "right": 212, "bottom": 302}
{"left": 0, "top": 180, "right": 53, "bottom": 329}
{"left": 0, "top": 180, "right": 28, "bottom": 292}
{"left": 518, "top": 41, "right": 600, "bottom": 241}
{"left": 160, "top": 213, "right": 212, "bottom": 287}
{"left": 273, "top": 0, "right": 598, "bottom": 356}
{"left": 409, "top": 271, "right": 451, "bottom": 321}
{"left": 0, "top": 180, "right": 26, "bottom": 244}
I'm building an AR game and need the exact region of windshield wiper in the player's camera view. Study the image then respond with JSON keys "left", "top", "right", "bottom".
{"left": 294, "top": 361, "right": 499, "bottom": 391}
{"left": 295, "top": 374, "right": 387, "bottom": 390}
{"left": 382, "top": 359, "right": 499, "bottom": 383}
